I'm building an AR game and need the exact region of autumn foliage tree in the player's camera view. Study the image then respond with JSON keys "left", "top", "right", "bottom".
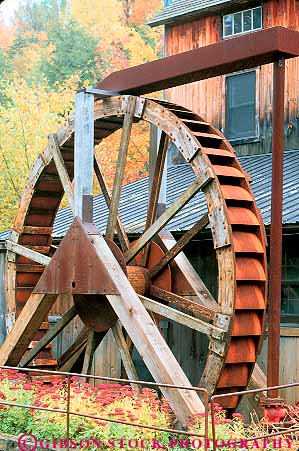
{"left": 0, "top": 0, "right": 162, "bottom": 230}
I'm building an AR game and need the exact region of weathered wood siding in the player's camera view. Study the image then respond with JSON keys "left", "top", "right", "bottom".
{"left": 166, "top": 16, "right": 223, "bottom": 130}
{"left": 258, "top": 329, "right": 299, "bottom": 404}
{"left": 165, "top": 0, "right": 299, "bottom": 156}
{"left": 0, "top": 251, "right": 6, "bottom": 346}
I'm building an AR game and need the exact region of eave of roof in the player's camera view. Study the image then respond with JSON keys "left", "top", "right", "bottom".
{"left": 1, "top": 150, "right": 299, "bottom": 242}
{"left": 148, "top": 0, "right": 256, "bottom": 27}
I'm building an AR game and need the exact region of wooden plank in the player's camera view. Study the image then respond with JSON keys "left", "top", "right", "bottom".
{"left": 48, "top": 133, "right": 75, "bottom": 214}
{"left": 112, "top": 321, "right": 139, "bottom": 386}
{"left": 74, "top": 91, "right": 94, "bottom": 220}
{"left": 89, "top": 231, "right": 205, "bottom": 423}
{"left": 82, "top": 330, "right": 96, "bottom": 376}
{"left": 106, "top": 96, "right": 137, "bottom": 239}
{"left": 58, "top": 325, "right": 89, "bottom": 369}
{"left": 278, "top": 327, "right": 299, "bottom": 337}
{"left": 6, "top": 241, "right": 51, "bottom": 266}
{"left": 148, "top": 213, "right": 209, "bottom": 279}
{"left": 28, "top": 341, "right": 51, "bottom": 349}
{"left": 25, "top": 246, "right": 50, "bottom": 254}
{"left": 59, "top": 344, "right": 86, "bottom": 372}
{"left": 16, "top": 264, "right": 45, "bottom": 273}
{"left": 124, "top": 174, "right": 212, "bottom": 264}
{"left": 149, "top": 286, "right": 216, "bottom": 321}
{"left": 143, "top": 131, "right": 169, "bottom": 265}
{"left": 31, "top": 358, "right": 57, "bottom": 367}
{"left": 4, "top": 258, "right": 16, "bottom": 321}
{"left": 251, "top": 364, "right": 267, "bottom": 390}
{"left": 93, "top": 329, "right": 121, "bottom": 379}
{"left": 139, "top": 295, "right": 224, "bottom": 339}
{"left": 0, "top": 292, "right": 58, "bottom": 366}
{"left": 22, "top": 226, "right": 53, "bottom": 235}
{"left": 94, "top": 156, "right": 130, "bottom": 251}
{"left": 82, "top": 330, "right": 106, "bottom": 380}
{"left": 159, "top": 230, "right": 217, "bottom": 309}
{"left": 19, "top": 304, "right": 78, "bottom": 367}
{"left": 0, "top": 253, "right": 6, "bottom": 345}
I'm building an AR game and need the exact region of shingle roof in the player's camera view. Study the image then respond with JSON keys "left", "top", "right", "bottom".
{"left": 148, "top": 0, "right": 252, "bottom": 27}
{"left": 0, "top": 150, "right": 299, "bottom": 242}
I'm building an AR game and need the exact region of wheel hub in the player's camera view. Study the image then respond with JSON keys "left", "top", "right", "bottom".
{"left": 74, "top": 239, "right": 171, "bottom": 331}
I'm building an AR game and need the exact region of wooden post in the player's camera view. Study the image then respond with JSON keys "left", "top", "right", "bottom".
{"left": 74, "top": 91, "right": 94, "bottom": 222}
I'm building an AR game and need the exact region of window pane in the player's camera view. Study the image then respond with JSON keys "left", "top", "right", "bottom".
{"left": 243, "top": 10, "right": 252, "bottom": 32}
{"left": 224, "top": 15, "right": 233, "bottom": 36}
{"left": 282, "top": 285, "right": 299, "bottom": 314}
{"left": 253, "top": 7, "right": 262, "bottom": 29}
{"left": 225, "top": 72, "right": 257, "bottom": 139}
{"left": 233, "top": 12, "right": 242, "bottom": 34}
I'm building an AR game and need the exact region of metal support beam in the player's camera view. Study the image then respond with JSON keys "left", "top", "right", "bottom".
{"left": 74, "top": 91, "right": 94, "bottom": 222}
{"left": 267, "top": 58, "right": 285, "bottom": 397}
{"left": 97, "top": 28, "right": 299, "bottom": 95}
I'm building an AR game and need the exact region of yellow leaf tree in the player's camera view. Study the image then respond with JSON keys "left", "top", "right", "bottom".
{"left": 0, "top": 76, "right": 77, "bottom": 230}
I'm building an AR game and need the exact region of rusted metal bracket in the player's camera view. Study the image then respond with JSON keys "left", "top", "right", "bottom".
{"left": 209, "top": 339, "right": 226, "bottom": 357}
{"left": 209, "top": 204, "right": 231, "bottom": 249}
{"left": 84, "top": 88, "right": 120, "bottom": 99}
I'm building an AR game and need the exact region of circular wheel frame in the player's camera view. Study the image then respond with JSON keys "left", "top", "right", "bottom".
{"left": 5, "top": 95, "right": 267, "bottom": 411}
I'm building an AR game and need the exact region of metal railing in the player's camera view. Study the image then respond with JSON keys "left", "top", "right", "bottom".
{"left": 210, "top": 382, "right": 299, "bottom": 451}
{"left": 0, "top": 366, "right": 209, "bottom": 451}
{"left": 1, "top": 366, "right": 299, "bottom": 451}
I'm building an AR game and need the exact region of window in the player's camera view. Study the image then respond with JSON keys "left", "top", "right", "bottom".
{"left": 281, "top": 239, "right": 299, "bottom": 323}
{"left": 223, "top": 6, "right": 262, "bottom": 38}
{"left": 225, "top": 71, "right": 258, "bottom": 141}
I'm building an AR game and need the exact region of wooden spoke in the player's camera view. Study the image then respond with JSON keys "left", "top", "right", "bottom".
{"left": 148, "top": 212, "right": 209, "bottom": 279}
{"left": 0, "top": 293, "right": 58, "bottom": 366}
{"left": 142, "top": 132, "right": 169, "bottom": 265}
{"left": 159, "top": 230, "right": 217, "bottom": 309}
{"left": 106, "top": 96, "right": 137, "bottom": 239}
{"left": 90, "top": 232, "right": 205, "bottom": 423}
{"left": 94, "top": 156, "right": 130, "bottom": 251}
{"left": 48, "top": 133, "right": 75, "bottom": 214}
{"left": 139, "top": 295, "right": 226, "bottom": 339}
{"left": 58, "top": 325, "right": 89, "bottom": 370}
{"left": 81, "top": 331, "right": 94, "bottom": 375}
{"left": 149, "top": 286, "right": 217, "bottom": 322}
{"left": 82, "top": 330, "right": 106, "bottom": 379}
{"left": 20, "top": 304, "right": 78, "bottom": 367}
{"left": 59, "top": 344, "right": 87, "bottom": 373}
{"left": 124, "top": 174, "right": 212, "bottom": 264}
{"left": 251, "top": 364, "right": 267, "bottom": 391}
{"left": 6, "top": 240, "right": 51, "bottom": 266}
{"left": 112, "top": 321, "right": 139, "bottom": 386}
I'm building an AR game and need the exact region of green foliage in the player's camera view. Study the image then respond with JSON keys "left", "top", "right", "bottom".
{"left": 0, "top": 0, "right": 162, "bottom": 231}
{"left": 15, "top": 0, "right": 68, "bottom": 34}
{"left": 41, "top": 20, "right": 101, "bottom": 86}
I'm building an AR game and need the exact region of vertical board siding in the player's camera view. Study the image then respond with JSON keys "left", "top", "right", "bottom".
{"left": 165, "top": 16, "right": 223, "bottom": 129}
{"left": 258, "top": 333, "right": 299, "bottom": 404}
{"left": 50, "top": 294, "right": 84, "bottom": 358}
{"left": 165, "top": 0, "right": 299, "bottom": 155}
{"left": 0, "top": 252, "right": 6, "bottom": 346}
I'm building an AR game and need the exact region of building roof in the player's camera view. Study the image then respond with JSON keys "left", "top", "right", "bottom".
{"left": 148, "top": 0, "right": 254, "bottom": 27}
{"left": 0, "top": 150, "right": 299, "bottom": 242}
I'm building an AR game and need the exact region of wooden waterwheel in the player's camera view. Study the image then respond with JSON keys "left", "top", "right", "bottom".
{"left": 0, "top": 94, "right": 267, "bottom": 424}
